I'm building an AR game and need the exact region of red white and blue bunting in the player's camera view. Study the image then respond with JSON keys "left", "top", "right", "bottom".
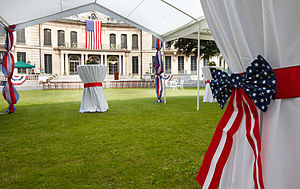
{"left": 196, "top": 55, "right": 276, "bottom": 189}
{"left": 164, "top": 74, "right": 173, "bottom": 81}
{"left": 11, "top": 75, "right": 28, "bottom": 85}
{"left": 154, "top": 39, "right": 164, "bottom": 103}
{"left": 2, "top": 25, "right": 19, "bottom": 113}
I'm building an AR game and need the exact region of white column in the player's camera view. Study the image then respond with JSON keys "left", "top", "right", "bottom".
{"left": 106, "top": 55, "right": 109, "bottom": 75}
{"left": 119, "top": 55, "right": 121, "bottom": 78}
{"left": 81, "top": 54, "right": 84, "bottom": 65}
{"left": 61, "top": 52, "right": 64, "bottom": 76}
{"left": 65, "top": 53, "right": 69, "bottom": 75}
{"left": 121, "top": 55, "right": 124, "bottom": 75}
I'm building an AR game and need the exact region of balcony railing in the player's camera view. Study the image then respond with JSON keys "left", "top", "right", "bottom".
{"left": 59, "top": 42, "right": 128, "bottom": 50}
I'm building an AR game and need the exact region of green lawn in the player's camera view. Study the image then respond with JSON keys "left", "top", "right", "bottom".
{"left": 0, "top": 88, "right": 223, "bottom": 188}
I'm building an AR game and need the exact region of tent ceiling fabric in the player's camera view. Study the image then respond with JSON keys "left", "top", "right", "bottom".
{"left": 0, "top": 0, "right": 208, "bottom": 41}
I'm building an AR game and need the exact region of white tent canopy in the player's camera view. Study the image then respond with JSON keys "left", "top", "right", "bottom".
{"left": 0, "top": 0, "right": 210, "bottom": 41}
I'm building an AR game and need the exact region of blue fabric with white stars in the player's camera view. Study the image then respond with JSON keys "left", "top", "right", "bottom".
{"left": 210, "top": 55, "right": 276, "bottom": 112}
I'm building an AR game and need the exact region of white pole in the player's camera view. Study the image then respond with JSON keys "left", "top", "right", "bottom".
{"left": 163, "top": 41, "right": 166, "bottom": 103}
{"left": 197, "top": 23, "right": 201, "bottom": 111}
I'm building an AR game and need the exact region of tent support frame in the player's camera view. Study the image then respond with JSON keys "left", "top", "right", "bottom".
{"left": 163, "top": 41, "right": 166, "bottom": 103}
{"left": 161, "top": 0, "right": 201, "bottom": 110}
{"left": 197, "top": 23, "right": 201, "bottom": 111}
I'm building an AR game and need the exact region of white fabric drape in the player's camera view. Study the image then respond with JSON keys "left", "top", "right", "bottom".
{"left": 200, "top": 0, "right": 300, "bottom": 188}
{"left": 78, "top": 65, "right": 108, "bottom": 113}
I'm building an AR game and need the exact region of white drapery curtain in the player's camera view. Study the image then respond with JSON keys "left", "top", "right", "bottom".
{"left": 78, "top": 65, "right": 108, "bottom": 113}
{"left": 200, "top": 0, "right": 300, "bottom": 188}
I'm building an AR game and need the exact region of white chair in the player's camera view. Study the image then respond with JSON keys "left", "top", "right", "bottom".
{"left": 177, "top": 80, "right": 184, "bottom": 89}
{"left": 165, "top": 80, "right": 171, "bottom": 90}
{"left": 170, "top": 80, "right": 178, "bottom": 92}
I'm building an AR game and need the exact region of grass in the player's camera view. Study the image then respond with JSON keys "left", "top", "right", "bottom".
{"left": 0, "top": 88, "right": 223, "bottom": 188}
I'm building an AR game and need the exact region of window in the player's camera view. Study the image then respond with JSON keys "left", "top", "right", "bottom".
{"left": 132, "top": 56, "right": 138, "bottom": 74}
{"left": 17, "top": 52, "right": 26, "bottom": 74}
{"left": 110, "top": 34, "right": 116, "bottom": 49}
{"left": 69, "top": 55, "right": 80, "bottom": 75}
{"left": 152, "top": 56, "right": 156, "bottom": 74}
{"left": 132, "top": 34, "right": 138, "bottom": 50}
{"left": 0, "top": 30, "right": 5, "bottom": 43}
{"left": 178, "top": 56, "right": 184, "bottom": 74}
{"left": 44, "top": 28, "right": 51, "bottom": 45}
{"left": 70, "top": 31, "right": 77, "bottom": 48}
{"left": 203, "top": 56, "right": 209, "bottom": 66}
{"left": 90, "top": 13, "right": 98, "bottom": 20}
{"left": 191, "top": 56, "right": 197, "bottom": 75}
{"left": 44, "top": 54, "right": 52, "bottom": 74}
{"left": 57, "top": 30, "right": 65, "bottom": 47}
{"left": 121, "top": 34, "right": 127, "bottom": 49}
{"left": 152, "top": 35, "right": 158, "bottom": 49}
{"left": 16, "top": 29, "right": 25, "bottom": 43}
{"left": 165, "top": 56, "right": 171, "bottom": 74}
{"left": 17, "top": 52, "right": 26, "bottom": 62}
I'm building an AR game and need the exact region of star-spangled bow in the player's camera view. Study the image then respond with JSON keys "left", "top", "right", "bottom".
{"left": 210, "top": 55, "right": 276, "bottom": 112}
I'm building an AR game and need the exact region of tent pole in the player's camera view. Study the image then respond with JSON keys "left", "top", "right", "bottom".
{"left": 0, "top": 16, "right": 9, "bottom": 28}
{"left": 163, "top": 41, "right": 166, "bottom": 103}
{"left": 197, "top": 23, "right": 200, "bottom": 111}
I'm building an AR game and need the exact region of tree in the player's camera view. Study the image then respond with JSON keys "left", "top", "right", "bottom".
{"left": 167, "top": 38, "right": 220, "bottom": 59}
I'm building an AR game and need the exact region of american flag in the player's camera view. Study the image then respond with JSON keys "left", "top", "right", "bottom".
{"left": 86, "top": 20, "right": 102, "bottom": 49}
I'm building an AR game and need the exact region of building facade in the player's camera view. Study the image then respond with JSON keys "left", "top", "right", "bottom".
{"left": 0, "top": 12, "right": 227, "bottom": 81}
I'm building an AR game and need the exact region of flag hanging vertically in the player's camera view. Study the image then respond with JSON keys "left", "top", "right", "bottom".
{"left": 154, "top": 39, "right": 164, "bottom": 103}
{"left": 86, "top": 20, "right": 102, "bottom": 49}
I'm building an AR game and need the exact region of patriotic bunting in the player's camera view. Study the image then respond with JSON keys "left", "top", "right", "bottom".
{"left": 11, "top": 75, "right": 28, "bottom": 85}
{"left": 164, "top": 75, "right": 173, "bottom": 81}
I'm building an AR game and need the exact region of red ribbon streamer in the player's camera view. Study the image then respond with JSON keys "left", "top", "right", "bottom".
{"left": 196, "top": 88, "right": 264, "bottom": 189}
{"left": 84, "top": 82, "right": 103, "bottom": 88}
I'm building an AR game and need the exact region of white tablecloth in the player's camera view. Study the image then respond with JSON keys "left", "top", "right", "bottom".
{"left": 78, "top": 65, "right": 108, "bottom": 113}
{"left": 203, "top": 83, "right": 217, "bottom": 103}
{"left": 202, "top": 66, "right": 217, "bottom": 103}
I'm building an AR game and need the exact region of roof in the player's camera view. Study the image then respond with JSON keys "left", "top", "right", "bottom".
{"left": 0, "top": 0, "right": 210, "bottom": 41}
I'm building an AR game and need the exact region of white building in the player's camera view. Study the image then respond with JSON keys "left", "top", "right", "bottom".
{"left": 0, "top": 12, "right": 227, "bottom": 82}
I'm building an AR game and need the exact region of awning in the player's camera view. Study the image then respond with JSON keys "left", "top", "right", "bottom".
{"left": 14, "top": 61, "right": 35, "bottom": 68}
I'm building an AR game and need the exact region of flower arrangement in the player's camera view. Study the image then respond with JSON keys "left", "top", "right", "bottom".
{"left": 86, "top": 57, "right": 98, "bottom": 64}
{"left": 208, "top": 61, "right": 216, "bottom": 66}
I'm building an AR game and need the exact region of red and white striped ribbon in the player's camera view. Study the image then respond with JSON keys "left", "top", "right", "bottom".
{"left": 196, "top": 88, "right": 264, "bottom": 189}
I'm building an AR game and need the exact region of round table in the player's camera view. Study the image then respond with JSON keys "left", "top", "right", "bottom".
{"left": 78, "top": 65, "right": 108, "bottom": 113}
